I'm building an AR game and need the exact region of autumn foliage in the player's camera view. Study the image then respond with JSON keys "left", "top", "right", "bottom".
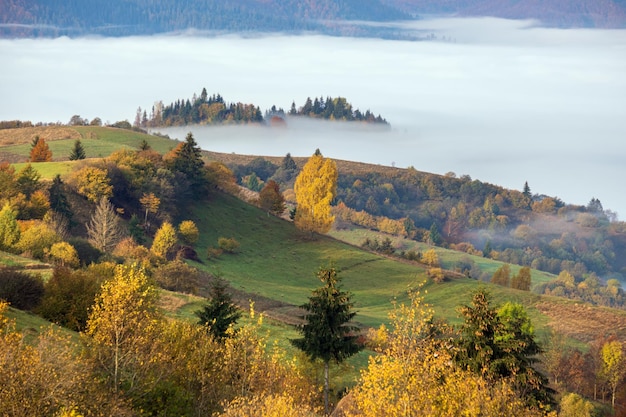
{"left": 294, "top": 150, "right": 337, "bottom": 234}
{"left": 29, "top": 136, "right": 52, "bottom": 162}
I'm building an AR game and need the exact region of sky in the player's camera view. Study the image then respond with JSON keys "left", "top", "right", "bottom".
{"left": 1, "top": 17, "right": 625, "bottom": 217}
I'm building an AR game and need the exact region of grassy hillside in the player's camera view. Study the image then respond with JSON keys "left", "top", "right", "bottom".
{"left": 0, "top": 125, "right": 177, "bottom": 162}
{"left": 2, "top": 126, "right": 624, "bottom": 347}
{"left": 184, "top": 192, "right": 626, "bottom": 347}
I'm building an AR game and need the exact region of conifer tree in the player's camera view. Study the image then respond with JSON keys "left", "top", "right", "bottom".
{"left": 29, "top": 136, "right": 52, "bottom": 162}
{"left": 68, "top": 139, "right": 86, "bottom": 160}
{"left": 15, "top": 164, "right": 41, "bottom": 198}
{"left": 167, "top": 132, "right": 205, "bottom": 191}
{"left": 48, "top": 175, "right": 72, "bottom": 221}
{"left": 86, "top": 197, "right": 126, "bottom": 253}
{"left": 291, "top": 265, "right": 362, "bottom": 414}
{"left": 195, "top": 277, "right": 241, "bottom": 340}
{"left": 455, "top": 289, "right": 553, "bottom": 407}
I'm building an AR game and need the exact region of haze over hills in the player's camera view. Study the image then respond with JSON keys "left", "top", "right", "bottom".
{"left": 1, "top": 0, "right": 625, "bottom": 39}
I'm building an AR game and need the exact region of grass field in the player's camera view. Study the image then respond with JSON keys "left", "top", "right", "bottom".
{"left": 329, "top": 228, "right": 556, "bottom": 289}
{"left": 0, "top": 126, "right": 178, "bottom": 162}
{"left": 186, "top": 194, "right": 550, "bottom": 331}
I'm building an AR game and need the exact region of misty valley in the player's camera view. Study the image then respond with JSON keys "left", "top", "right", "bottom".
{"left": 1, "top": 4, "right": 626, "bottom": 417}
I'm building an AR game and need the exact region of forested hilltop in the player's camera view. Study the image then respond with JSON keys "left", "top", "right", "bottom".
{"left": 2, "top": 124, "right": 626, "bottom": 415}
{"left": 137, "top": 88, "right": 388, "bottom": 127}
{"left": 2, "top": 0, "right": 625, "bottom": 39}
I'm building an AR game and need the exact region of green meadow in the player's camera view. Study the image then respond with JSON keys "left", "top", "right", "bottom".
{"left": 3, "top": 126, "right": 177, "bottom": 161}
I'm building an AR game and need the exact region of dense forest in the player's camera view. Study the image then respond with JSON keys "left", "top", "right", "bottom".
{"left": 1, "top": 124, "right": 626, "bottom": 415}
{"left": 0, "top": 0, "right": 407, "bottom": 38}
{"left": 139, "top": 88, "right": 388, "bottom": 127}
{"left": 2, "top": 0, "right": 624, "bottom": 39}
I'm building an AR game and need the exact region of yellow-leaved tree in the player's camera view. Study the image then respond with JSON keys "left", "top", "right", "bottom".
{"left": 84, "top": 263, "right": 160, "bottom": 393}
{"left": 293, "top": 149, "right": 337, "bottom": 235}
{"left": 345, "top": 288, "right": 551, "bottom": 417}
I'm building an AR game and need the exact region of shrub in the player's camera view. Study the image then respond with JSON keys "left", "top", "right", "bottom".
{"left": 178, "top": 220, "right": 199, "bottom": 246}
{"left": 37, "top": 267, "right": 102, "bottom": 331}
{"left": 0, "top": 269, "right": 44, "bottom": 310}
{"left": 207, "top": 247, "right": 223, "bottom": 260}
{"left": 218, "top": 237, "right": 240, "bottom": 254}
{"left": 15, "top": 222, "right": 60, "bottom": 260}
{"left": 428, "top": 267, "right": 445, "bottom": 283}
{"left": 403, "top": 249, "right": 421, "bottom": 262}
{"left": 153, "top": 260, "right": 201, "bottom": 294}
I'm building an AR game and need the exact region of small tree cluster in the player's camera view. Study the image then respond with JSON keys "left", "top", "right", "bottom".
{"left": 491, "top": 264, "right": 532, "bottom": 291}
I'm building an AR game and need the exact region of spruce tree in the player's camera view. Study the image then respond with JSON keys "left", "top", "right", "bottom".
{"left": 48, "top": 174, "right": 73, "bottom": 222}
{"left": 168, "top": 132, "right": 205, "bottom": 191}
{"left": 195, "top": 277, "right": 241, "bottom": 340}
{"left": 455, "top": 289, "right": 554, "bottom": 407}
{"left": 69, "top": 139, "right": 86, "bottom": 160}
{"left": 291, "top": 265, "right": 362, "bottom": 414}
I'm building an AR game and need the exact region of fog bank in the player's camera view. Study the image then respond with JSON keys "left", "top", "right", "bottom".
{"left": 1, "top": 18, "right": 625, "bottom": 217}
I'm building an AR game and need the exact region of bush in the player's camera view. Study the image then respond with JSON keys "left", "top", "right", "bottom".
{"left": 178, "top": 220, "right": 199, "bottom": 246}
{"left": 15, "top": 222, "right": 60, "bottom": 260}
{"left": 153, "top": 260, "right": 201, "bottom": 294}
{"left": 36, "top": 267, "right": 102, "bottom": 331}
{"left": 0, "top": 269, "right": 44, "bottom": 310}
{"left": 403, "top": 249, "right": 421, "bottom": 262}
{"left": 218, "top": 237, "right": 240, "bottom": 254}
{"left": 428, "top": 267, "right": 445, "bottom": 283}
{"left": 207, "top": 247, "right": 223, "bottom": 260}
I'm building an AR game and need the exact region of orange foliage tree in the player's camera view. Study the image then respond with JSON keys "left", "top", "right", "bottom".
{"left": 29, "top": 136, "right": 52, "bottom": 162}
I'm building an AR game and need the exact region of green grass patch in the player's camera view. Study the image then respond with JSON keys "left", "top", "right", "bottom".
{"left": 11, "top": 161, "right": 77, "bottom": 179}
{"left": 187, "top": 193, "right": 557, "bottom": 334}
{"left": 1, "top": 126, "right": 179, "bottom": 161}
{"left": 329, "top": 228, "right": 556, "bottom": 289}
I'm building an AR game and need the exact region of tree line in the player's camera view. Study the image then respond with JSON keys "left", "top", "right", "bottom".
{"left": 138, "top": 88, "right": 389, "bottom": 127}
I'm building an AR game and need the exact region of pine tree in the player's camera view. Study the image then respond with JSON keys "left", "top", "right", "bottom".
{"left": 281, "top": 152, "right": 297, "bottom": 171}
{"left": 15, "top": 164, "right": 41, "bottom": 198}
{"left": 455, "top": 289, "right": 553, "bottom": 407}
{"left": 195, "top": 278, "right": 241, "bottom": 340}
{"left": 290, "top": 265, "right": 362, "bottom": 414}
{"left": 68, "top": 139, "right": 86, "bottom": 160}
{"left": 428, "top": 222, "right": 441, "bottom": 245}
{"left": 167, "top": 132, "right": 206, "bottom": 191}
{"left": 48, "top": 175, "right": 72, "bottom": 221}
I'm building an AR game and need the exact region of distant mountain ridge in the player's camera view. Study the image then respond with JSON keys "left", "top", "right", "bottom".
{"left": 1, "top": 0, "right": 624, "bottom": 39}
{"left": 383, "top": 0, "right": 626, "bottom": 29}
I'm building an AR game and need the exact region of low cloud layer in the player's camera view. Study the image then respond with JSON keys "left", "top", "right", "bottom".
{"left": 1, "top": 18, "right": 625, "bottom": 217}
